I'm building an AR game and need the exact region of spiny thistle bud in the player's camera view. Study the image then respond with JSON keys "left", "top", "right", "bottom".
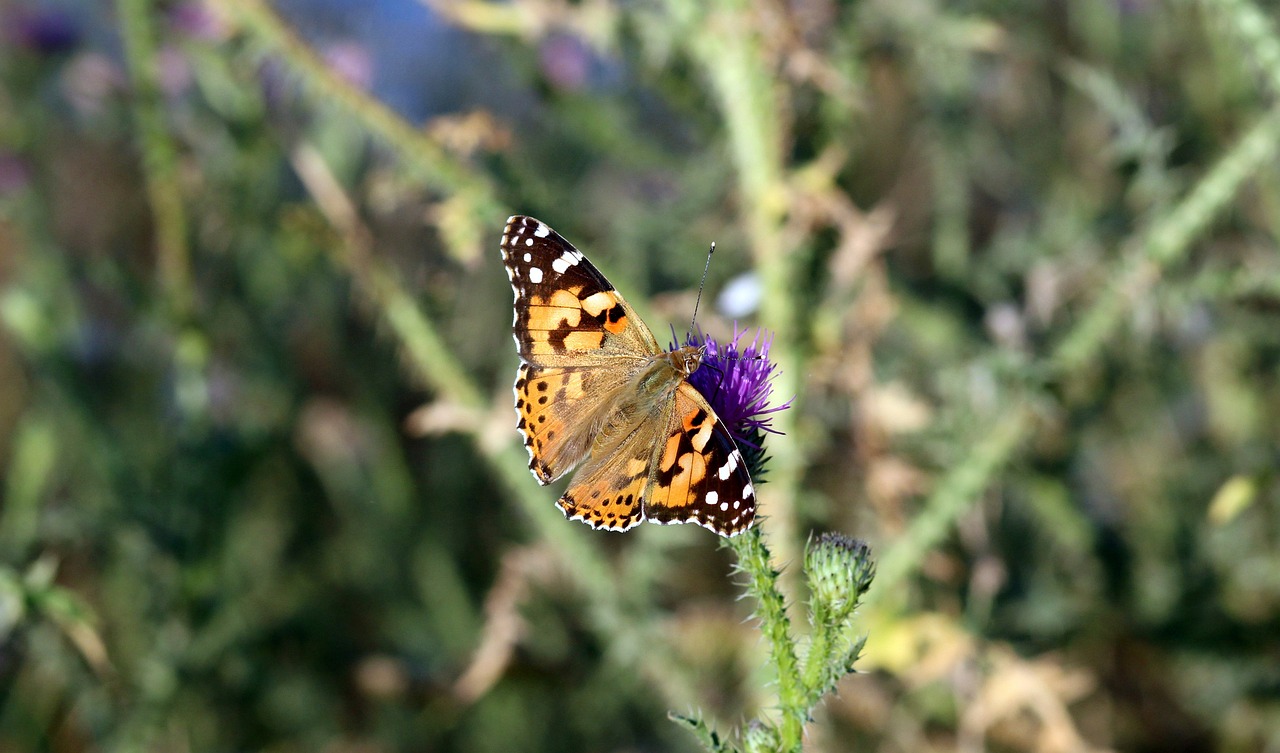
{"left": 741, "top": 720, "right": 782, "bottom": 753}
{"left": 804, "top": 533, "right": 875, "bottom": 621}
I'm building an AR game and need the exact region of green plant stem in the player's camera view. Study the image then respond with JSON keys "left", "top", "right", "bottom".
{"left": 799, "top": 599, "right": 833, "bottom": 702}
{"left": 1051, "top": 105, "right": 1280, "bottom": 372}
{"left": 669, "top": 712, "right": 736, "bottom": 753}
{"left": 879, "top": 107, "right": 1280, "bottom": 610}
{"left": 0, "top": 413, "right": 56, "bottom": 559}
{"left": 117, "top": 0, "right": 192, "bottom": 318}
{"left": 686, "top": 0, "right": 804, "bottom": 570}
{"left": 867, "top": 406, "right": 1033, "bottom": 610}
{"left": 1197, "top": 0, "right": 1280, "bottom": 90}
{"left": 728, "top": 526, "right": 804, "bottom": 751}
{"left": 931, "top": 133, "right": 970, "bottom": 280}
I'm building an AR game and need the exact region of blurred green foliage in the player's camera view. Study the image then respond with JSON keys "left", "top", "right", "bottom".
{"left": 1, "top": 0, "right": 1279, "bottom": 751}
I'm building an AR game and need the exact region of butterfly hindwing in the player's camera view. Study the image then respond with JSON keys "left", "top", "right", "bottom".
{"left": 645, "top": 382, "right": 756, "bottom": 536}
{"left": 556, "top": 425, "right": 655, "bottom": 532}
{"left": 517, "top": 361, "right": 648, "bottom": 484}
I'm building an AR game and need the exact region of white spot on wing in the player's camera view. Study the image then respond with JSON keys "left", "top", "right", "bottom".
{"left": 719, "top": 451, "right": 740, "bottom": 480}
{"left": 534, "top": 223, "right": 551, "bottom": 238}
{"left": 551, "top": 250, "right": 580, "bottom": 274}
{"left": 525, "top": 238, "right": 534, "bottom": 247}
{"left": 528, "top": 267, "right": 543, "bottom": 283}
{"left": 705, "top": 490, "right": 719, "bottom": 506}
{"left": 744, "top": 483, "right": 755, "bottom": 498}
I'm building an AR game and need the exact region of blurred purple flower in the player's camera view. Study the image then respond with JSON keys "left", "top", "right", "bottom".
{"left": 676, "top": 327, "right": 790, "bottom": 478}
{"left": 539, "top": 34, "right": 590, "bottom": 91}
{"left": 6, "top": 6, "right": 81, "bottom": 55}
{"left": 323, "top": 41, "right": 374, "bottom": 90}
{"left": 1115, "top": 0, "right": 1154, "bottom": 15}
{"left": 257, "top": 57, "right": 289, "bottom": 110}
{"left": 157, "top": 46, "right": 194, "bottom": 97}
{"left": 169, "top": 1, "right": 229, "bottom": 42}
{"left": 0, "top": 153, "right": 32, "bottom": 196}
{"left": 61, "top": 52, "right": 126, "bottom": 116}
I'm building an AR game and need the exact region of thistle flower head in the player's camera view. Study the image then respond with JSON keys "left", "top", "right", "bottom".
{"left": 673, "top": 326, "right": 790, "bottom": 480}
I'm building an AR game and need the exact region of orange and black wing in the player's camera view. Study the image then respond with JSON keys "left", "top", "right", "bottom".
{"left": 644, "top": 382, "right": 756, "bottom": 536}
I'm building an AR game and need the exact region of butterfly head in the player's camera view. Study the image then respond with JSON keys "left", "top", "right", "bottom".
{"left": 665, "top": 343, "right": 705, "bottom": 378}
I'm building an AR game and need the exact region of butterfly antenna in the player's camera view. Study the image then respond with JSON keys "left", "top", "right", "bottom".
{"left": 689, "top": 241, "right": 715, "bottom": 335}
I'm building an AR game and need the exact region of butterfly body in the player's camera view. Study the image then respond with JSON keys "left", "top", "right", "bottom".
{"left": 501, "top": 215, "right": 756, "bottom": 536}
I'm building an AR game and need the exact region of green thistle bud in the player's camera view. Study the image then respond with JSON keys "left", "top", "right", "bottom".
{"left": 804, "top": 533, "right": 875, "bottom": 621}
{"left": 741, "top": 720, "right": 781, "bottom": 753}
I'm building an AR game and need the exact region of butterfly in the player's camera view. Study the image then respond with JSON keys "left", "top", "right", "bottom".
{"left": 501, "top": 215, "right": 756, "bottom": 536}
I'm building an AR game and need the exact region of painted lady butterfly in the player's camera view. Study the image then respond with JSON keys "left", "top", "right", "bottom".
{"left": 501, "top": 215, "right": 756, "bottom": 536}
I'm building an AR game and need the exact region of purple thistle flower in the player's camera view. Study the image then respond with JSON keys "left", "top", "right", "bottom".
{"left": 169, "top": 2, "right": 230, "bottom": 42}
{"left": 673, "top": 327, "right": 791, "bottom": 480}
{"left": 6, "top": 7, "right": 81, "bottom": 55}
{"left": 0, "top": 152, "right": 31, "bottom": 196}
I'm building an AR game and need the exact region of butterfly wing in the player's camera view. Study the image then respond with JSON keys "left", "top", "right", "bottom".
{"left": 644, "top": 382, "right": 757, "bottom": 536}
{"left": 502, "top": 215, "right": 659, "bottom": 367}
{"left": 503, "top": 215, "right": 659, "bottom": 484}
{"left": 555, "top": 422, "right": 655, "bottom": 532}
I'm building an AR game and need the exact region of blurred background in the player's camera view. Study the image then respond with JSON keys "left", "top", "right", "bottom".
{"left": 2, "top": 0, "right": 1279, "bottom": 751}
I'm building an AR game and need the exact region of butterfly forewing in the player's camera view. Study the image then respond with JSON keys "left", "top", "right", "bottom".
{"left": 502, "top": 214, "right": 757, "bottom": 537}
{"left": 504, "top": 216, "right": 656, "bottom": 484}
{"left": 501, "top": 216, "right": 658, "bottom": 367}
